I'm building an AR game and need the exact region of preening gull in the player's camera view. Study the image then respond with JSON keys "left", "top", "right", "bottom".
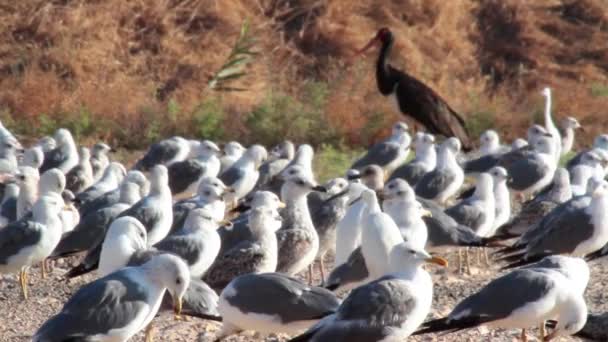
{"left": 154, "top": 207, "right": 221, "bottom": 278}
{"left": 382, "top": 179, "right": 431, "bottom": 250}
{"left": 291, "top": 242, "right": 447, "bottom": 342}
{"left": 205, "top": 206, "right": 282, "bottom": 289}
{"left": 414, "top": 256, "right": 588, "bottom": 341}
{"left": 90, "top": 142, "right": 112, "bottom": 182}
{"left": 494, "top": 167, "right": 572, "bottom": 239}
{"left": 560, "top": 116, "right": 581, "bottom": 156}
{"left": 119, "top": 165, "right": 173, "bottom": 246}
{"left": 39, "top": 128, "right": 79, "bottom": 174}
{"left": 389, "top": 132, "right": 436, "bottom": 186}
{"left": 276, "top": 173, "right": 326, "bottom": 280}
{"left": 415, "top": 137, "right": 464, "bottom": 204}
{"left": 499, "top": 180, "right": 608, "bottom": 268}
{"left": 51, "top": 181, "right": 141, "bottom": 260}
{"left": 74, "top": 162, "right": 126, "bottom": 209}
{"left": 33, "top": 254, "right": 190, "bottom": 342}
{"left": 133, "top": 136, "right": 193, "bottom": 171}
{"left": 220, "top": 141, "right": 246, "bottom": 173}
{"left": 0, "top": 182, "right": 19, "bottom": 227}
{"left": 216, "top": 272, "right": 340, "bottom": 339}
{"left": 65, "top": 146, "right": 94, "bottom": 194}
{"left": 350, "top": 122, "right": 411, "bottom": 175}
{"left": 15, "top": 166, "right": 39, "bottom": 220}
{"left": 0, "top": 195, "right": 63, "bottom": 299}
{"left": 220, "top": 144, "right": 268, "bottom": 203}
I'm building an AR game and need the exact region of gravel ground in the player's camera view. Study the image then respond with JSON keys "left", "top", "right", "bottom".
{"left": 1, "top": 251, "right": 606, "bottom": 342}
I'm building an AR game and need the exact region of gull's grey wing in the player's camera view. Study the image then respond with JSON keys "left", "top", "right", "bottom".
{"left": 168, "top": 159, "right": 206, "bottom": 194}
{"left": 415, "top": 169, "right": 455, "bottom": 200}
{"left": 351, "top": 142, "right": 401, "bottom": 170}
{"left": 0, "top": 219, "right": 43, "bottom": 265}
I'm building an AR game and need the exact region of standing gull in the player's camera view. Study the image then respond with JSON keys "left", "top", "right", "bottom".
{"left": 21, "top": 146, "right": 44, "bottom": 169}
{"left": 133, "top": 136, "right": 194, "bottom": 171}
{"left": 167, "top": 140, "right": 221, "bottom": 196}
{"left": 351, "top": 122, "right": 411, "bottom": 175}
{"left": 559, "top": 116, "right": 581, "bottom": 156}
{"left": 414, "top": 256, "right": 588, "bottom": 341}
{"left": 205, "top": 206, "right": 282, "bottom": 289}
{"left": 65, "top": 146, "right": 94, "bottom": 194}
{"left": 505, "top": 134, "right": 557, "bottom": 199}
{"left": 541, "top": 87, "right": 562, "bottom": 160}
{"left": 119, "top": 165, "right": 173, "bottom": 246}
{"left": 90, "top": 142, "right": 112, "bottom": 182}
{"left": 488, "top": 166, "right": 511, "bottom": 237}
{"left": 415, "top": 137, "right": 464, "bottom": 204}
{"left": 291, "top": 242, "right": 447, "bottom": 342}
{"left": 33, "top": 254, "right": 190, "bottom": 342}
{"left": 494, "top": 167, "right": 572, "bottom": 240}
{"left": 216, "top": 272, "right": 340, "bottom": 339}
{"left": 15, "top": 166, "right": 40, "bottom": 220}
{"left": 39, "top": 128, "right": 79, "bottom": 174}
{"left": 334, "top": 182, "right": 368, "bottom": 265}
{"left": 0, "top": 195, "right": 63, "bottom": 299}
{"left": 220, "top": 144, "right": 267, "bottom": 203}
{"left": 220, "top": 141, "right": 246, "bottom": 173}
{"left": 74, "top": 162, "right": 126, "bottom": 209}
{"left": 389, "top": 132, "right": 436, "bottom": 186}
{"left": 276, "top": 174, "right": 326, "bottom": 280}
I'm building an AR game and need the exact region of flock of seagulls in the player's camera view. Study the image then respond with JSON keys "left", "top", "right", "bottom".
{"left": 0, "top": 27, "right": 607, "bottom": 342}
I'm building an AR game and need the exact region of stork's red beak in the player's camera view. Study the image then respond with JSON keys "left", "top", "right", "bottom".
{"left": 355, "top": 35, "right": 380, "bottom": 56}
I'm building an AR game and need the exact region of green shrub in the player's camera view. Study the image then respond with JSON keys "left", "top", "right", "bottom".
{"left": 192, "top": 98, "right": 225, "bottom": 141}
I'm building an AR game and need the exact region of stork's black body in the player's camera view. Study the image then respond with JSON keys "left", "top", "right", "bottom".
{"left": 361, "top": 28, "right": 472, "bottom": 150}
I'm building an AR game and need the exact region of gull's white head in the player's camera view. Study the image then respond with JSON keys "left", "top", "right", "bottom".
{"left": 441, "top": 137, "right": 461, "bottom": 155}
{"left": 150, "top": 165, "right": 169, "bottom": 192}
{"left": 593, "top": 134, "right": 608, "bottom": 151}
{"left": 125, "top": 170, "right": 149, "bottom": 197}
{"left": 389, "top": 241, "right": 448, "bottom": 271}
{"left": 323, "top": 177, "right": 349, "bottom": 196}
{"left": 541, "top": 87, "right": 551, "bottom": 98}
{"left": 250, "top": 191, "right": 285, "bottom": 211}
{"left": 144, "top": 253, "right": 191, "bottom": 316}
{"left": 489, "top": 166, "right": 509, "bottom": 184}
{"left": 106, "top": 216, "right": 148, "bottom": 251}
{"left": 245, "top": 144, "right": 268, "bottom": 168}
{"left": 382, "top": 178, "right": 416, "bottom": 202}
{"left": 561, "top": 117, "right": 581, "bottom": 130}
{"left": 249, "top": 207, "right": 282, "bottom": 233}
{"left": 198, "top": 140, "right": 221, "bottom": 157}
{"left": 39, "top": 168, "right": 66, "bottom": 195}
{"left": 53, "top": 128, "right": 74, "bottom": 147}
{"left": 224, "top": 141, "right": 245, "bottom": 157}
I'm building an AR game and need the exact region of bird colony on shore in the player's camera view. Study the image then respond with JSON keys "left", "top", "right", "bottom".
{"left": 0, "top": 28, "right": 607, "bottom": 342}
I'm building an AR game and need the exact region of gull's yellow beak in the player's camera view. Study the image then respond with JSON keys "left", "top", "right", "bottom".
{"left": 278, "top": 201, "right": 287, "bottom": 209}
{"left": 174, "top": 298, "right": 183, "bottom": 317}
{"left": 426, "top": 256, "right": 448, "bottom": 267}
{"left": 421, "top": 209, "right": 432, "bottom": 218}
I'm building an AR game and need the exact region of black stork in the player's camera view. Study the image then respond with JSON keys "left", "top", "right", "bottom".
{"left": 357, "top": 28, "right": 473, "bottom": 151}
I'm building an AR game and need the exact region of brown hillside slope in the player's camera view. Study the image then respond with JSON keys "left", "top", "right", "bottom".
{"left": 0, "top": 0, "right": 607, "bottom": 147}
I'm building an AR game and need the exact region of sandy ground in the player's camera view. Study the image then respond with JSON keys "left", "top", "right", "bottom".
{"left": 0, "top": 250, "right": 606, "bottom": 342}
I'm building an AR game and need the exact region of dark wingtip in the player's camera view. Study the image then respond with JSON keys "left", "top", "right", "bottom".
{"left": 182, "top": 311, "right": 223, "bottom": 322}
{"left": 324, "top": 283, "right": 339, "bottom": 291}
{"left": 65, "top": 262, "right": 97, "bottom": 279}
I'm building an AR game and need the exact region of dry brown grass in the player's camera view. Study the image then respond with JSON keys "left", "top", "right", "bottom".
{"left": 0, "top": 0, "right": 607, "bottom": 147}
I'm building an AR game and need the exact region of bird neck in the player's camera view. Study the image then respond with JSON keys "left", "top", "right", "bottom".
{"left": 561, "top": 128, "right": 574, "bottom": 153}
{"left": 436, "top": 148, "right": 457, "bottom": 171}
{"left": 376, "top": 38, "right": 397, "bottom": 95}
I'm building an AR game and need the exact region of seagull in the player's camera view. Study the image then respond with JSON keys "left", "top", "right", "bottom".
{"left": 415, "top": 137, "right": 464, "bottom": 204}
{"left": 154, "top": 208, "right": 221, "bottom": 278}
{"left": 21, "top": 146, "right": 44, "bottom": 169}
{"left": 97, "top": 217, "right": 220, "bottom": 321}
{"left": 445, "top": 173, "right": 495, "bottom": 238}
{"left": 0, "top": 139, "right": 21, "bottom": 174}
{"left": 216, "top": 272, "right": 340, "bottom": 339}
{"left": 570, "top": 164, "right": 595, "bottom": 196}
{"left": 65, "top": 146, "right": 94, "bottom": 194}
{"left": 74, "top": 162, "right": 126, "bottom": 209}
{"left": 494, "top": 167, "right": 572, "bottom": 240}
{"left": 566, "top": 133, "right": 608, "bottom": 170}
{"left": 311, "top": 177, "right": 349, "bottom": 283}
{"left": 505, "top": 134, "right": 557, "bottom": 199}
{"left": 414, "top": 256, "right": 588, "bottom": 341}
{"left": 118, "top": 165, "right": 173, "bottom": 246}
{"left": 217, "top": 190, "right": 285, "bottom": 255}
{"left": 488, "top": 166, "right": 511, "bottom": 237}
{"left": 499, "top": 180, "right": 608, "bottom": 268}
{"left": 33, "top": 254, "right": 190, "bottom": 342}
{"left": 220, "top": 144, "right": 267, "bottom": 203}
{"left": 220, "top": 141, "right": 246, "bottom": 173}
{"left": 276, "top": 173, "right": 327, "bottom": 280}
{"left": 347, "top": 164, "right": 385, "bottom": 192}
{"left": 39, "top": 168, "right": 79, "bottom": 234}
{"left": 15, "top": 166, "right": 40, "bottom": 220}
{"left": 389, "top": 132, "right": 436, "bottom": 186}
{"left": 37, "top": 136, "right": 56, "bottom": 153}
{"left": 90, "top": 142, "right": 112, "bottom": 182}
{"left": 167, "top": 140, "right": 222, "bottom": 196}
{"left": 559, "top": 117, "right": 581, "bottom": 156}
{"left": 205, "top": 206, "right": 282, "bottom": 289}
{"left": 0, "top": 195, "right": 63, "bottom": 299}
{"left": 39, "top": 128, "right": 79, "bottom": 174}
{"left": 51, "top": 181, "right": 141, "bottom": 261}
{"left": 351, "top": 122, "right": 411, "bottom": 175}
{"left": 254, "top": 140, "right": 295, "bottom": 194}
{"left": 382, "top": 179, "right": 432, "bottom": 250}
{"left": 170, "top": 177, "right": 230, "bottom": 234}
{"left": 334, "top": 182, "right": 368, "bottom": 265}
{"left": 291, "top": 242, "right": 447, "bottom": 341}
{"left": 541, "top": 87, "right": 562, "bottom": 160}
{"left": 478, "top": 129, "right": 509, "bottom": 157}
{"left": 133, "top": 136, "right": 194, "bottom": 171}
{"left": 0, "top": 182, "right": 19, "bottom": 227}
{"left": 77, "top": 169, "right": 148, "bottom": 217}
{"left": 285, "top": 144, "right": 315, "bottom": 179}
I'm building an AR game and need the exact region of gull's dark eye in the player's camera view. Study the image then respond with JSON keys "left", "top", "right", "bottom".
{"left": 204, "top": 191, "right": 211, "bottom": 196}
{"left": 297, "top": 180, "right": 305, "bottom": 186}
{"left": 176, "top": 277, "right": 182, "bottom": 285}
{"left": 388, "top": 184, "right": 395, "bottom": 189}
{"left": 409, "top": 250, "right": 416, "bottom": 255}
{"left": 139, "top": 232, "right": 145, "bottom": 238}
